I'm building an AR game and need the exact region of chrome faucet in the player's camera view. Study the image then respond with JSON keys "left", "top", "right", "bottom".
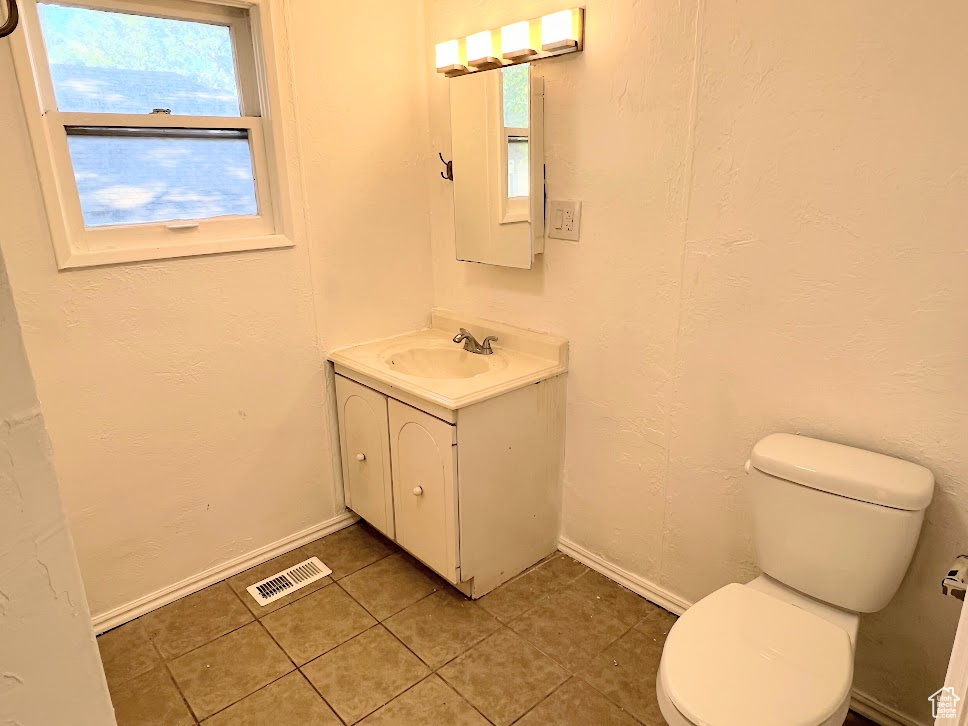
{"left": 453, "top": 328, "right": 498, "bottom": 355}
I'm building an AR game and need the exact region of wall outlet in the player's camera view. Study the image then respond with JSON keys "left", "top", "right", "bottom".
{"left": 547, "top": 200, "right": 582, "bottom": 242}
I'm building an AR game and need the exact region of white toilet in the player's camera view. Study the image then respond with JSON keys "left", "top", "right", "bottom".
{"left": 656, "top": 433, "right": 934, "bottom": 726}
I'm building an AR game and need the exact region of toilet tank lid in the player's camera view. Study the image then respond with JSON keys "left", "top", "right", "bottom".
{"left": 750, "top": 433, "right": 934, "bottom": 511}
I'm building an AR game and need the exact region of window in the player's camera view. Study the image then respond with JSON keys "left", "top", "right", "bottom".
{"left": 12, "top": 0, "right": 293, "bottom": 268}
{"left": 502, "top": 65, "right": 529, "bottom": 199}
{"left": 500, "top": 64, "right": 529, "bottom": 223}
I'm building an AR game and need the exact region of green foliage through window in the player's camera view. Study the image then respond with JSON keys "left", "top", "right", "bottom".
{"left": 502, "top": 64, "right": 529, "bottom": 129}
{"left": 38, "top": 2, "right": 240, "bottom": 116}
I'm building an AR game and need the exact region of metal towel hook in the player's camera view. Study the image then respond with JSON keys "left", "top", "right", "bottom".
{"left": 0, "top": 0, "right": 19, "bottom": 39}
{"left": 439, "top": 152, "right": 453, "bottom": 182}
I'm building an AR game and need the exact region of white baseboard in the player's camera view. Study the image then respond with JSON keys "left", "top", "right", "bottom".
{"left": 92, "top": 511, "right": 358, "bottom": 634}
{"left": 849, "top": 690, "right": 927, "bottom": 726}
{"left": 557, "top": 536, "right": 926, "bottom": 726}
{"left": 557, "top": 536, "right": 691, "bottom": 615}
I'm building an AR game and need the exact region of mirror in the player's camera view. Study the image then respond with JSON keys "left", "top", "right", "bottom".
{"left": 450, "top": 63, "right": 544, "bottom": 269}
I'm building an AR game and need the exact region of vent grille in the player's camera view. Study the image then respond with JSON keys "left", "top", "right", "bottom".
{"left": 245, "top": 556, "right": 332, "bottom": 606}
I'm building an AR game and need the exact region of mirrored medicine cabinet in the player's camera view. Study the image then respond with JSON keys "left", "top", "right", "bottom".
{"left": 449, "top": 63, "right": 545, "bottom": 269}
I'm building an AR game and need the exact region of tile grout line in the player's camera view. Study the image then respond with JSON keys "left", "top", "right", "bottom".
{"left": 167, "top": 579, "right": 358, "bottom": 722}
{"left": 289, "top": 575, "right": 468, "bottom": 723}
{"left": 161, "top": 660, "right": 201, "bottom": 725}
{"left": 298, "top": 667, "right": 351, "bottom": 726}
{"left": 104, "top": 534, "right": 668, "bottom": 726}
{"left": 335, "top": 562, "right": 445, "bottom": 624}
{"left": 231, "top": 525, "right": 403, "bottom": 724}
{"left": 98, "top": 525, "right": 402, "bottom": 725}
{"left": 155, "top": 611, "right": 255, "bottom": 663}
{"left": 507, "top": 675, "right": 574, "bottom": 726}
{"left": 537, "top": 568, "right": 657, "bottom": 725}
{"left": 297, "top": 619, "right": 383, "bottom": 671}
{"left": 232, "top": 537, "right": 369, "bottom": 618}
{"left": 349, "top": 645, "right": 427, "bottom": 724}
{"left": 326, "top": 545, "right": 397, "bottom": 586}
{"left": 140, "top": 581, "right": 257, "bottom": 657}
{"left": 242, "top": 526, "right": 398, "bottom": 726}
{"left": 140, "top": 605, "right": 203, "bottom": 724}
{"left": 478, "top": 554, "right": 592, "bottom": 626}
{"left": 430, "top": 622, "right": 511, "bottom": 675}
{"left": 490, "top": 565, "right": 646, "bottom": 725}
{"left": 551, "top": 570, "right": 645, "bottom": 719}
{"left": 249, "top": 606, "right": 298, "bottom": 669}
{"left": 432, "top": 625, "right": 519, "bottom": 725}
{"left": 381, "top": 614, "right": 439, "bottom": 672}
{"left": 572, "top": 671, "right": 650, "bottom": 726}
{"left": 429, "top": 672, "right": 501, "bottom": 726}
{"left": 139, "top": 538, "right": 347, "bottom": 723}
{"left": 162, "top": 608, "right": 288, "bottom": 722}
{"left": 144, "top": 626, "right": 201, "bottom": 725}
{"left": 252, "top": 575, "right": 371, "bottom": 724}
{"left": 500, "top": 562, "right": 633, "bottom": 667}
{"left": 194, "top": 667, "right": 295, "bottom": 724}
{"left": 396, "top": 555, "right": 612, "bottom": 723}
{"left": 144, "top": 536, "right": 365, "bottom": 668}
{"left": 296, "top": 621, "right": 419, "bottom": 724}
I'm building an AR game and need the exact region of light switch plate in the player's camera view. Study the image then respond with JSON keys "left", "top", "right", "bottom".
{"left": 547, "top": 200, "right": 582, "bottom": 242}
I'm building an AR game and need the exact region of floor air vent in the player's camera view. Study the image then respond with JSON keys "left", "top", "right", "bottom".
{"left": 245, "top": 557, "right": 332, "bottom": 606}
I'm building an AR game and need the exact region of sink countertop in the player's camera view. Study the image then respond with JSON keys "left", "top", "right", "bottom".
{"left": 328, "top": 310, "right": 568, "bottom": 411}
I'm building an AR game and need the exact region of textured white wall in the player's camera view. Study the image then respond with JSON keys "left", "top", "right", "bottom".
{"left": 425, "top": 1, "right": 968, "bottom": 722}
{"left": 0, "top": 0, "right": 432, "bottom": 622}
{"left": 1, "top": 0, "right": 963, "bottom": 721}
{"left": 0, "top": 250, "right": 115, "bottom": 724}
{"left": 290, "top": 0, "right": 434, "bottom": 351}
{"left": 669, "top": 4, "right": 968, "bottom": 717}
{"left": 286, "top": 0, "right": 435, "bottom": 514}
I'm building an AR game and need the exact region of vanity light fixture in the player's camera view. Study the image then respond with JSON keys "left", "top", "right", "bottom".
{"left": 435, "top": 8, "right": 584, "bottom": 77}
{"left": 501, "top": 21, "right": 535, "bottom": 60}
{"left": 435, "top": 38, "right": 468, "bottom": 76}
{"left": 466, "top": 30, "right": 501, "bottom": 69}
{"left": 541, "top": 9, "right": 581, "bottom": 51}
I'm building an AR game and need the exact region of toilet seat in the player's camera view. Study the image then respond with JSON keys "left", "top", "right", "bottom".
{"left": 658, "top": 583, "right": 853, "bottom": 726}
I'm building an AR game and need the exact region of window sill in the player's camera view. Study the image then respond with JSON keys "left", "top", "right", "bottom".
{"left": 500, "top": 211, "right": 529, "bottom": 225}
{"left": 56, "top": 234, "right": 296, "bottom": 270}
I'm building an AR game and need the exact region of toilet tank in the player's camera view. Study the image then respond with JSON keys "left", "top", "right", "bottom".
{"left": 748, "top": 433, "right": 934, "bottom": 613}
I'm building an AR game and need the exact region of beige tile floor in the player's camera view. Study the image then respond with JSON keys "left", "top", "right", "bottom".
{"left": 97, "top": 522, "right": 879, "bottom": 726}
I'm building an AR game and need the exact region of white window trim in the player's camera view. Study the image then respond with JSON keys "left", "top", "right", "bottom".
{"left": 487, "top": 70, "right": 529, "bottom": 227}
{"left": 501, "top": 126, "right": 529, "bottom": 224}
{"left": 10, "top": 0, "right": 300, "bottom": 269}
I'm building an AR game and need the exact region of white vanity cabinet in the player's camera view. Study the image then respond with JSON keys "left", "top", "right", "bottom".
{"left": 335, "top": 377, "right": 394, "bottom": 539}
{"left": 331, "top": 311, "right": 568, "bottom": 597}
{"left": 388, "top": 400, "right": 460, "bottom": 582}
{"left": 333, "top": 369, "right": 565, "bottom": 598}
{"left": 337, "top": 375, "right": 461, "bottom": 583}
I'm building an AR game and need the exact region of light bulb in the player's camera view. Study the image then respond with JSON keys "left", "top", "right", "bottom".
{"left": 435, "top": 39, "right": 460, "bottom": 70}
{"left": 501, "top": 21, "right": 534, "bottom": 59}
{"left": 541, "top": 9, "right": 578, "bottom": 51}
{"left": 466, "top": 30, "right": 496, "bottom": 65}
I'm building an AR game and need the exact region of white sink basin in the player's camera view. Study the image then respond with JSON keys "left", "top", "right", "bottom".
{"left": 383, "top": 347, "right": 504, "bottom": 379}
{"left": 330, "top": 311, "right": 568, "bottom": 410}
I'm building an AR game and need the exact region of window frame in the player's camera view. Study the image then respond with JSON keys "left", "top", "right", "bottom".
{"left": 493, "top": 67, "right": 529, "bottom": 226}
{"left": 501, "top": 128, "right": 529, "bottom": 223}
{"left": 11, "top": 0, "right": 298, "bottom": 269}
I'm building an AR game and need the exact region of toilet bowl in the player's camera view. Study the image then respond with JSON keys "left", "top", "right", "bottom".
{"left": 656, "top": 578, "right": 855, "bottom": 726}
{"left": 655, "top": 433, "right": 934, "bottom": 726}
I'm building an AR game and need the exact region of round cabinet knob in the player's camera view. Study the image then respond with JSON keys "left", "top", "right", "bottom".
{"left": 356, "top": 453, "right": 366, "bottom": 462}
{"left": 412, "top": 486, "right": 424, "bottom": 496}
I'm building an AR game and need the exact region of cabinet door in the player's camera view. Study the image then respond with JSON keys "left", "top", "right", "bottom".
{"left": 388, "top": 399, "right": 459, "bottom": 583}
{"left": 336, "top": 376, "right": 394, "bottom": 538}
